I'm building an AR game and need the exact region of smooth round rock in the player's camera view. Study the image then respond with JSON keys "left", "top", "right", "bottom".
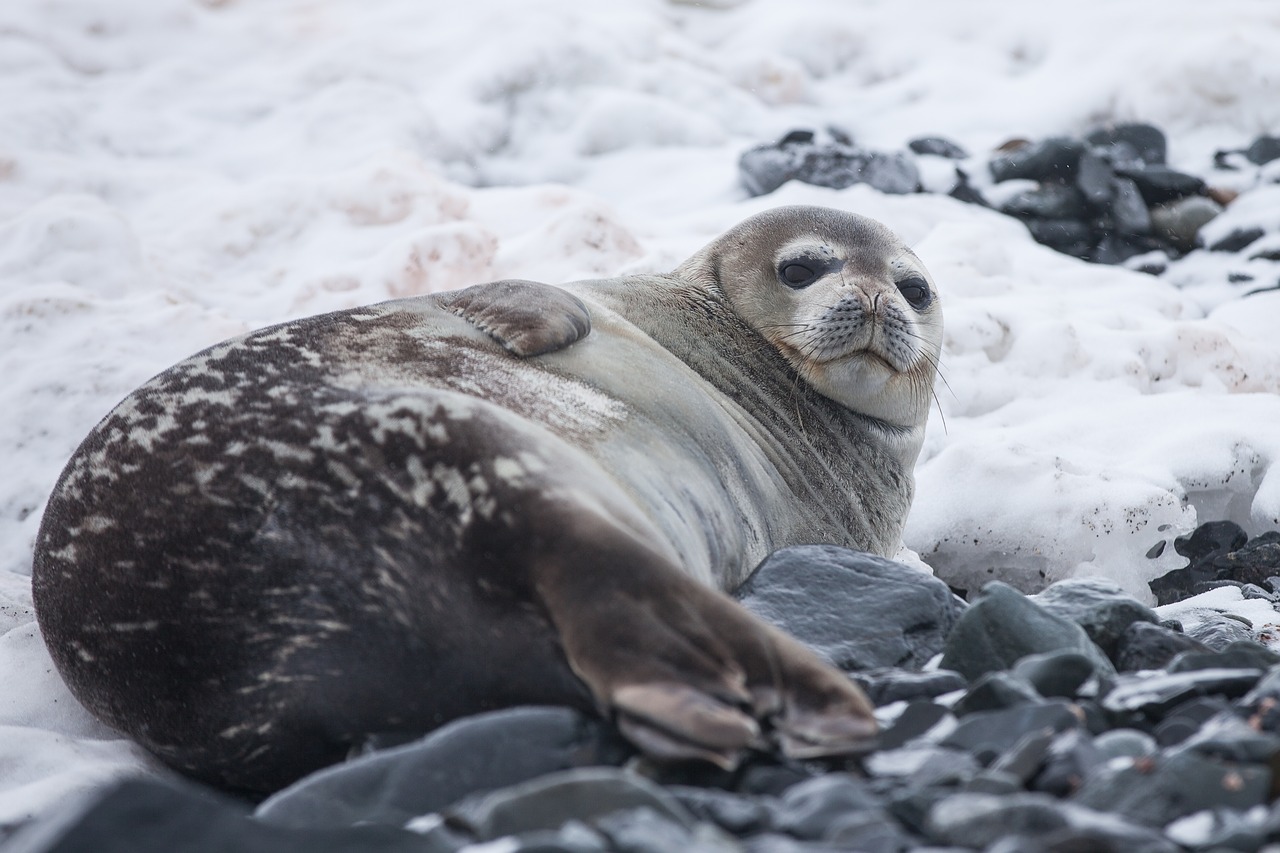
{"left": 852, "top": 669, "right": 968, "bottom": 706}
{"left": 1151, "top": 196, "right": 1223, "bottom": 252}
{"left": 1092, "top": 729, "right": 1157, "bottom": 761}
{"left": 999, "top": 184, "right": 1088, "bottom": 219}
{"left": 773, "top": 775, "right": 882, "bottom": 840}
{"left": 737, "top": 546, "right": 964, "bottom": 672}
{"left": 1102, "top": 669, "right": 1264, "bottom": 716}
{"left": 1034, "top": 578, "right": 1160, "bottom": 660}
{"left": 669, "top": 787, "right": 773, "bottom": 837}
{"left": 1114, "top": 621, "right": 1211, "bottom": 672}
{"left": 953, "top": 672, "right": 1044, "bottom": 716}
{"left": 1245, "top": 135, "right": 1280, "bottom": 166}
{"left": 990, "top": 138, "right": 1085, "bottom": 183}
{"left": 909, "top": 136, "right": 969, "bottom": 159}
{"left": 1116, "top": 165, "right": 1206, "bottom": 205}
{"left": 1185, "top": 617, "right": 1256, "bottom": 651}
{"left": 942, "top": 702, "right": 1081, "bottom": 757}
{"left": 1012, "top": 651, "right": 1097, "bottom": 699}
{"left": 1086, "top": 123, "right": 1168, "bottom": 166}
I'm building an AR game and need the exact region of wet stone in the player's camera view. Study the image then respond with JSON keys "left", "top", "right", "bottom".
{"left": 990, "top": 729, "right": 1056, "bottom": 784}
{"left": 1246, "top": 134, "right": 1280, "bottom": 166}
{"left": 1110, "top": 176, "right": 1154, "bottom": 235}
{"left": 1012, "top": 651, "right": 1098, "bottom": 699}
{"left": 823, "top": 809, "right": 913, "bottom": 853}
{"left": 1093, "top": 728, "right": 1157, "bottom": 761}
{"left": 594, "top": 807, "right": 725, "bottom": 853}
{"left": 990, "top": 137, "right": 1085, "bottom": 183}
{"left": 1182, "top": 710, "right": 1280, "bottom": 764}
{"left": 738, "top": 134, "right": 920, "bottom": 197}
{"left": 772, "top": 774, "right": 882, "bottom": 840}
{"left": 953, "top": 671, "right": 1044, "bottom": 716}
{"left": 739, "top": 833, "right": 850, "bottom": 853}
{"left": 909, "top": 135, "right": 968, "bottom": 159}
{"left": 1185, "top": 617, "right": 1255, "bottom": 651}
{"left": 1101, "top": 669, "right": 1263, "bottom": 717}
{"left": 1091, "top": 232, "right": 1155, "bottom": 265}
{"left": 1115, "top": 621, "right": 1211, "bottom": 671}
{"left": 1034, "top": 578, "right": 1159, "bottom": 661}
{"left": 1178, "top": 521, "right": 1250, "bottom": 563}
{"left": 942, "top": 701, "right": 1081, "bottom": 757}
{"left": 1209, "top": 227, "right": 1266, "bottom": 253}
{"left": 1029, "top": 729, "right": 1100, "bottom": 797}
{"left": 924, "top": 792, "right": 1073, "bottom": 848}
{"left": 1025, "top": 218, "right": 1094, "bottom": 256}
{"left": 963, "top": 769, "right": 1025, "bottom": 796}
{"left": 1116, "top": 164, "right": 1206, "bottom": 205}
{"left": 1086, "top": 122, "right": 1168, "bottom": 166}
{"left": 1168, "top": 642, "right": 1280, "bottom": 673}
{"left": 1151, "top": 196, "right": 1223, "bottom": 252}
{"left": 669, "top": 787, "right": 773, "bottom": 837}
{"left": 1075, "top": 149, "right": 1115, "bottom": 207}
{"left": 876, "top": 701, "right": 954, "bottom": 751}
{"left": 939, "top": 582, "right": 1114, "bottom": 681}
{"left": 852, "top": 668, "right": 967, "bottom": 706}
{"left": 999, "top": 183, "right": 1089, "bottom": 219}
{"left": 737, "top": 546, "right": 964, "bottom": 672}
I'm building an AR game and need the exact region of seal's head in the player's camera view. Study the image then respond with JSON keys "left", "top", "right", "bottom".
{"left": 677, "top": 205, "right": 942, "bottom": 434}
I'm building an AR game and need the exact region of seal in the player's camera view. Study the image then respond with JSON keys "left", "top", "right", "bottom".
{"left": 32, "top": 205, "right": 943, "bottom": 793}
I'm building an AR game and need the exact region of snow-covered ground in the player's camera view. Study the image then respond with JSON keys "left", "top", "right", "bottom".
{"left": 2, "top": 0, "right": 1279, "bottom": 832}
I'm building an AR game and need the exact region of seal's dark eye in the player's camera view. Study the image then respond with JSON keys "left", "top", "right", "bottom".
{"left": 779, "top": 263, "right": 817, "bottom": 288}
{"left": 897, "top": 276, "right": 931, "bottom": 309}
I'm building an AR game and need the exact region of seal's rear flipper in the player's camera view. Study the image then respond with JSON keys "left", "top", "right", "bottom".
{"left": 437, "top": 279, "right": 591, "bottom": 358}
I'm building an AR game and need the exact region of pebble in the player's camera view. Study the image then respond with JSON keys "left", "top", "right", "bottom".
{"left": 908, "top": 136, "right": 968, "bottom": 159}
{"left": 1086, "top": 122, "right": 1168, "bottom": 166}
{"left": 1245, "top": 134, "right": 1280, "bottom": 165}
{"left": 738, "top": 131, "right": 919, "bottom": 196}
{"left": 989, "top": 137, "right": 1085, "bottom": 183}
{"left": 1101, "top": 668, "right": 1264, "bottom": 716}
{"left": 736, "top": 545, "right": 964, "bottom": 672}
{"left": 1115, "top": 620, "right": 1211, "bottom": 671}
{"left": 1033, "top": 577, "right": 1158, "bottom": 660}
{"left": 852, "top": 668, "right": 968, "bottom": 706}
{"left": 1011, "top": 651, "right": 1097, "bottom": 698}
{"left": 952, "top": 671, "right": 1044, "bottom": 716}
{"left": 1115, "top": 164, "right": 1206, "bottom": 205}
{"left": 1150, "top": 195, "right": 1224, "bottom": 252}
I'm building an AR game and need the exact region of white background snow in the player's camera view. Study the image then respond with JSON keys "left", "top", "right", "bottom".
{"left": 2, "top": 0, "right": 1279, "bottom": 833}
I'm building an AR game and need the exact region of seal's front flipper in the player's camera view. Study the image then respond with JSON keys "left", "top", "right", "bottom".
{"left": 437, "top": 279, "right": 591, "bottom": 358}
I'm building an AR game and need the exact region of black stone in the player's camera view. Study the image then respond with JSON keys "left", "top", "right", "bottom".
{"left": 990, "top": 137, "right": 1085, "bottom": 183}
{"left": 773, "top": 774, "right": 882, "bottom": 840}
{"left": 1167, "top": 642, "right": 1280, "bottom": 673}
{"left": 1185, "top": 616, "right": 1255, "bottom": 651}
{"left": 1209, "top": 227, "right": 1265, "bottom": 253}
{"left": 1072, "top": 749, "right": 1270, "bottom": 827}
{"left": 1012, "top": 651, "right": 1097, "bottom": 699}
{"left": 1150, "top": 196, "right": 1223, "bottom": 252}
{"left": 255, "top": 707, "right": 629, "bottom": 830}
{"left": 1090, "top": 233, "right": 1155, "bottom": 265}
{"left": 1114, "top": 621, "right": 1210, "bottom": 672}
{"left": 990, "top": 729, "right": 1056, "bottom": 784}
{"left": 739, "top": 833, "right": 850, "bottom": 853}
{"left": 1101, "top": 669, "right": 1263, "bottom": 716}
{"left": 1092, "top": 729, "right": 1156, "bottom": 761}
{"left": 1076, "top": 150, "right": 1115, "bottom": 208}
{"left": 925, "top": 792, "right": 1072, "bottom": 848}
{"left": 593, "top": 806, "right": 707, "bottom": 853}
{"left": 1030, "top": 729, "right": 1100, "bottom": 797}
{"left": 1086, "top": 123, "right": 1168, "bottom": 166}
{"left": 909, "top": 136, "right": 968, "bottom": 159}
{"left": 999, "top": 184, "right": 1089, "bottom": 220}
{"left": 669, "top": 787, "right": 773, "bottom": 837}
{"left": 1153, "top": 696, "right": 1231, "bottom": 746}
{"left": 953, "top": 672, "right": 1044, "bottom": 716}
{"left": 1025, "top": 219, "right": 1094, "bottom": 257}
{"left": 1201, "top": 531, "right": 1280, "bottom": 589}
{"left": 1109, "top": 177, "right": 1153, "bottom": 235}
{"left": 852, "top": 668, "right": 967, "bottom": 706}
{"left": 876, "top": 701, "right": 954, "bottom": 751}
{"left": 822, "top": 809, "right": 913, "bottom": 852}
{"left": 1182, "top": 710, "right": 1280, "bottom": 764}
{"left": 939, "top": 582, "right": 1114, "bottom": 680}
{"left": 949, "top": 170, "right": 990, "bottom": 206}
{"left": 1250, "top": 246, "right": 1280, "bottom": 261}
{"left": 1245, "top": 134, "right": 1280, "bottom": 166}
{"left": 5, "top": 777, "right": 435, "bottom": 853}
{"left": 1115, "top": 165, "right": 1206, "bottom": 205}
{"left": 737, "top": 546, "right": 964, "bottom": 672}
{"left": 738, "top": 135, "right": 920, "bottom": 197}
{"left": 1176, "top": 521, "right": 1250, "bottom": 562}
{"left": 1033, "top": 578, "right": 1159, "bottom": 660}
{"left": 942, "top": 702, "right": 1081, "bottom": 756}
{"left": 1149, "top": 521, "right": 1260, "bottom": 605}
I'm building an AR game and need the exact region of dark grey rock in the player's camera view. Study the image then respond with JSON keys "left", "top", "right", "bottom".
{"left": 738, "top": 135, "right": 919, "bottom": 197}
{"left": 1086, "top": 123, "right": 1168, "bottom": 166}
{"left": 1203, "top": 531, "right": 1280, "bottom": 588}
{"left": 4, "top": 777, "right": 437, "bottom": 853}
{"left": 1116, "top": 165, "right": 1206, "bottom": 205}
{"left": 1076, "top": 150, "right": 1115, "bottom": 207}
{"left": 1034, "top": 578, "right": 1159, "bottom": 660}
{"left": 1110, "top": 177, "right": 1154, "bottom": 235}
{"left": 504, "top": 823, "right": 610, "bottom": 853}
{"left": 1209, "top": 227, "right": 1266, "bottom": 253}
{"left": 1178, "top": 521, "right": 1251, "bottom": 563}
{"left": 1092, "top": 729, "right": 1157, "bottom": 761}
{"left": 736, "top": 764, "right": 814, "bottom": 797}
{"left": 924, "top": 792, "right": 1072, "bottom": 848}
{"left": 963, "top": 769, "right": 1025, "bottom": 795}
{"left": 1168, "top": 642, "right": 1280, "bottom": 673}
{"left": 909, "top": 136, "right": 968, "bottom": 159}
{"left": 444, "top": 768, "right": 694, "bottom": 842}
{"left": 858, "top": 151, "right": 922, "bottom": 194}
{"left": 594, "top": 806, "right": 726, "bottom": 853}
{"left": 823, "top": 809, "right": 912, "bottom": 852}
{"left": 255, "top": 707, "right": 628, "bottom": 830}
{"left": 949, "top": 170, "right": 989, "bottom": 206}
{"left": 1185, "top": 617, "right": 1255, "bottom": 651}
{"left": 1245, "top": 134, "right": 1280, "bottom": 166}
{"left": 939, "top": 582, "right": 1114, "bottom": 680}
{"left": 740, "top": 833, "right": 849, "bottom": 853}
{"left": 773, "top": 774, "right": 881, "bottom": 840}
{"left": 906, "top": 749, "right": 983, "bottom": 789}
{"left": 990, "top": 138, "right": 1085, "bottom": 183}
{"left": 1072, "top": 749, "right": 1270, "bottom": 827}
{"left": 1090, "top": 232, "right": 1155, "bottom": 265}
{"left": 1181, "top": 710, "right": 1280, "bottom": 764}
{"left": 852, "top": 669, "right": 967, "bottom": 706}
{"left": 1030, "top": 729, "right": 1100, "bottom": 797}
{"left": 942, "top": 701, "right": 1081, "bottom": 757}
{"left": 1024, "top": 219, "right": 1094, "bottom": 257}
{"left": 1150, "top": 195, "right": 1224, "bottom": 252}
{"left": 1115, "top": 621, "right": 1211, "bottom": 671}
{"left": 999, "top": 184, "right": 1089, "bottom": 220}
{"left": 737, "top": 546, "right": 964, "bottom": 672}
{"left": 1012, "top": 651, "right": 1097, "bottom": 699}
{"left": 669, "top": 787, "right": 772, "bottom": 837}
{"left": 990, "top": 729, "right": 1056, "bottom": 784}
{"left": 1101, "top": 669, "right": 1263, "bottom": 716}
{"left": 864, "top": 745, "right": 971, "bottom": 781}
{"left": 876, "top": 701, "right": 954, "bottom": 751}
{"left": 953, "top": 672, "right": 1044, "bottom": 716}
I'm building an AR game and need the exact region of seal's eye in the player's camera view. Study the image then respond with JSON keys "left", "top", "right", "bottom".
{"left": 779, "top": 262, "right": 818, "bottom": 288}
{"left": 897, "top": 276, "right": 932, "bottom": 309}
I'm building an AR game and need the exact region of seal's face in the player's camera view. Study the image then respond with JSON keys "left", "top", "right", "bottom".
{"left": 681, "top": 206, "right": 943, "bottom": 431}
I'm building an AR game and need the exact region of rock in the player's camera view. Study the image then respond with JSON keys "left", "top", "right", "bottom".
{"left": 1024, "top": 219, "right": 1093, "bottom": 257}
{"left": 1092, "top": 729, "right": 1157, "bottom": 761}
{"left": 1181, "top": 710, "right": 1280, "bottom": 764}
{"left": 1090, "top": 233, "right": 1155, "bottom": 265}
{"left": 822, "top": 809, "right": 913, "bottom": 852}
{"left": 1115, "top": 165, "right": 1206, "bottom": 205}
{"left": 1072, "top": 749, "right": 1270, "bottom": 827}
{"left": 739, "top": 833, "right": 849, "bottom": 852}
{"left": 1185, "top": 617, "right": 1255, "bottom": 651}
{"left": 594, "top": 807, "right": 729, "bottom": 853}
{"left": 924, "top": 792, "right": 1072, "bottom": 848}
{"left": 990, "top": 137, "right": 1085, "bottom": 183}
{"left": 953, "top": 672, "right": 1044, "bottom": 716}
{"left": 1153, "top": 696, "right": 1232, "bottom": 747}
{"left": 852, "top": 669, "right": 967, "bottom": 706}
{"left": 772, "top": 775, "right": 882, "bottom": 840}
{"left": 1034, "top": 578, "right": 1159, "bottom": 660}
{"left": 942, "top": 701, "right": 1081, "bottom": 758}
{"left": 738, "top": 133, "right": 919, "bottom": 196}
{"left": 737, "top": 546, "right": 964, "bottom": 672}
{"left": 4, "top": 777, "right": 436, "bottom": 853}
{"left": 1076, "top": 150, "right": 1115, "bottom": 207}
{"left": 1086, "top": 123, "right": 1168, "bottom": 166}
{"left": 963, "top": 769, "right": 1024, "bottom": 795}
{"left": 1030, "top": 729, "right": 1100, "bottom": 797}
{"left": 444, "top": 767, "right": 695, "bottom": 842}
{"left": 1178, "top": 521, "right": 1250, "bottom": 562}
{"left": 255, "top": 707, "right": 628, "bottom": 830}
{"left": 1168, "top": 642, "right": 1280, "bottom": 673}
{"left": 1149, "top": 521, "right": 1256, "bottom": 604}
{"left": 1114, "top": 621, "right": 1211, "bottom": 671}
{"left": 1012, "top": 651, "right": 1097, "bottom": 699}
{"left": 1109, "top": 176, "right": 1154, "bottom": 235}
{"left": 1245, "top": 134, "right": 1280, "bottom": 166}
{"left": 1209, "top": 227, "right": 1265, "bottom": 253}
{"left": 939, "top": 582, "right": 1114, "bottom": 680}
{"left": 1200, "top": 531, "right": 1280, "bottom": 589}
{"left": 1150, "top": 196, "right": 1223, "bottom": 252}
{"left": 875, "top": 701, "right": 954, "bottom": 751}
{"left": 999, "top": 184, "right": 1089, "bottom": 219}
{"left": 1167, "top": 808, "right": 1265, "bottom": 852}
{"left": 909, "top": 136, "right": 968, "bottom": 159}
{"left": 990, "top": 729, "right": 1056, "bottom": 784}
{"left": 949, "top": 170, "right": 989, "bottom": 206}
{"left": 1101, "top": 669, "right": 1264, "bottom": 716}
{"left": 669, "top": 787, "right": 773, "bottom": 837}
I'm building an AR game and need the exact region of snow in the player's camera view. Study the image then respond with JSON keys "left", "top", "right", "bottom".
{"left": 2, "top": 0, "right": 1279, "bottom": 832}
